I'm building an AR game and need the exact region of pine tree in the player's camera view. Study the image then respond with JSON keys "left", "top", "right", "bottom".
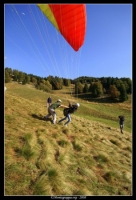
{"left": 83, "top": 83, "right": 89, "bottom": 93}
{"left": 119, "top": 84, "right": 128, "bottom": 102}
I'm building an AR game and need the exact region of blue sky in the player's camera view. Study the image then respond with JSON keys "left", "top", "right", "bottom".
{"left": 4, "top": 4, "right": 132, "bottom": 80}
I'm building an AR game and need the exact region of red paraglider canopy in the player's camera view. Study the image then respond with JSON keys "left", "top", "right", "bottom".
{"left": 37, "top": 4, "right": 87, "bottom": 51}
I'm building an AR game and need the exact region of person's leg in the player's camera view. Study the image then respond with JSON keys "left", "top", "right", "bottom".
{"left": 120, "top": 124, "right": 123, "bottom": 133}
{"left": 44, "top": 107, "right": 51, "bottom": 119}
{"left": 58, "top": 116, "right": 67, "bottom": 123}
{"left": 64, "top": 114, "right": 71, "bottom": 126}
{"left": 52, "top": 113, "right": 56, "bottom": 124}
{"left": 50, "top": 109, "right": 56, "bottom": 124}
{"left": 121, "top": 124, "right": 124, "bottom": 133}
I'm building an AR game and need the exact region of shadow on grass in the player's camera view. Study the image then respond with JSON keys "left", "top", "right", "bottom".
{"left": 31, "top": 113, "right": 52, "bottom": 122}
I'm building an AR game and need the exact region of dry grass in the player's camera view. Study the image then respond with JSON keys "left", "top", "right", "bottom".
{"left": 4, "top": 82, "right": 132, "bottom": 196}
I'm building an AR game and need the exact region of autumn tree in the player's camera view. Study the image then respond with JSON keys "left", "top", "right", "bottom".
{"left": 50, "top": 77, "right": 63, "bottom": 90}
{"left": 63, "top": 78, "right": 71, "bottom": 86}
{"left": 5, "top": 70, "right": 11, "bottom": 83}
{"left": 108, "top": 85, "right": 120, "bottom": 99}
{"left": 32, "top": 77, "right": 37, "bottom": 85}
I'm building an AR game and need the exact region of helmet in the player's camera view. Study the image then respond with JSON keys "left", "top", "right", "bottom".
{"left": 57, "top": 99, "right": 62, "bottom": 103}
{"left": 75, "top": 103, "right": 80, "bottom": 107}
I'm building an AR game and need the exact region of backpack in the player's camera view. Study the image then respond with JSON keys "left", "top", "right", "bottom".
{"left": 63, "top": 105, "right": 77, "bottom": 116}
{"left": 121, "top": 116, "right": 124, "bottom": 121}
{"left": 119, "top": 116, "right": 125, "bottom": 124}
{"left": 63, "top": 108, "right": 69, "bottom": 116}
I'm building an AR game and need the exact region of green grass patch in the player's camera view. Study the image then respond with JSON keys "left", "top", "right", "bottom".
{"left": 5, "top": 82, "right": 132, "bottom": 195}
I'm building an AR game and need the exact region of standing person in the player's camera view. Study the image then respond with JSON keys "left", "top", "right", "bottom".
{"left": 58, "top": 101, "right": 80, "bottom": 127}
{"left": 47, "top": 96, "right": 52, "bottom": 108}
{"left": 118, "top": 115, "right": 125, "bottom": 134}
{"left": 44, "top": 99, "right": 68, "bottom": 124}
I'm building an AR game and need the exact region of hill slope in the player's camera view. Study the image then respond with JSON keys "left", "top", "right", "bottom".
{"left": 5, "top": 82, "right": 132, "bottom": 196}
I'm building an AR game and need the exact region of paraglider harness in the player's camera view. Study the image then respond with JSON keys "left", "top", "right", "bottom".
{"left": 63, "top": 102, "right": 78, "bottom": 116}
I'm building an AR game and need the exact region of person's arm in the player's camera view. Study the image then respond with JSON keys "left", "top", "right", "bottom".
{"left": 59, "top": 104, "right": 69, "bottom": 108}
{"left": 67, "top": 100, "right": 72, "bottom": 107}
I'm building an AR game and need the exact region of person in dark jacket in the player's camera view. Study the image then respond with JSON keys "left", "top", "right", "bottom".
{"left": 118, "top": 115, "right": 125, "bottom": 133}
{"left": 58, "top": 102, "right": 80, "bottom": 127}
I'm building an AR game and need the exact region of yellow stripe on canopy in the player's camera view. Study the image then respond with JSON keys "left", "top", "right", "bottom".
{"left": 37, "top": 4, "right": 60, "bottom": 32}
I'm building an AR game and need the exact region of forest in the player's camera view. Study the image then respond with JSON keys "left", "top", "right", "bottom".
{"left": 5, "top": 67, "right": 132, "bottom": 102}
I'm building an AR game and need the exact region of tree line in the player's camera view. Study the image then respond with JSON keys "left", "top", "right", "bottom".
{"left": 5, "top": 67, "right": 131, "bottom": 102}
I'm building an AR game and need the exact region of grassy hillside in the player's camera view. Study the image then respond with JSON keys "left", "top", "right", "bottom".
{"left": 5, "top": 82, "right": 132, "bottom": 196}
